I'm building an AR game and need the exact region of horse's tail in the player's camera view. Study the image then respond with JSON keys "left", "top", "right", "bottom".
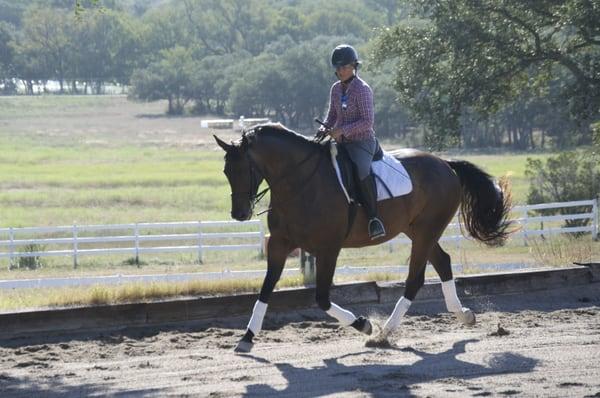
{"left": 447, "top": 160, "right": 513, "bottom": 247}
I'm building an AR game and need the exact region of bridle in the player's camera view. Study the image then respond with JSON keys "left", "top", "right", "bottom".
{"left": 229, "top": 155, "right": 269, "bottom": 216}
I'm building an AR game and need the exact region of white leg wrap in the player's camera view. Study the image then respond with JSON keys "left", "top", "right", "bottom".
{"left": 441, "top": 279, "right": 464, "bottom": 313}
{"left": 382, "top": 297, "right": 411, "bottom": 336}
{"left": 247, "top": 300, "right": 268, "bottom": 335}
{"left": 326, "top": 302, "right": 356, "bottom": 326}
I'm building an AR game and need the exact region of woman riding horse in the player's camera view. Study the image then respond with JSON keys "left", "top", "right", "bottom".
{"left": 320, "top": 44, "right": 386, "bottom": 240}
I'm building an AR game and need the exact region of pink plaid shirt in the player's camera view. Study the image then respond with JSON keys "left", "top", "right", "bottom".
{"left": 323, "top": 76, "right": 375, "bottom": 141}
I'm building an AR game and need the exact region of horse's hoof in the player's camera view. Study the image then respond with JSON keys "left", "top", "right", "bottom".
{"left": 351, "top": 316, "right": 373, "bottom": 335}
{"left": 456, "top": 308, "right": 476, "bottom": 326}
{"left": 234, "top": 340, "right": 254, "bottom": 353}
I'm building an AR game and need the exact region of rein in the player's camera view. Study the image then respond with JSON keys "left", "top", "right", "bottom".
{"left": 247, "top": 146, "right": 323, "bottom": 216}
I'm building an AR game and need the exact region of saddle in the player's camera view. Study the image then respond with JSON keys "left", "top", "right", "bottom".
{"left": 327, "top": 141, "right": 413, "bottom": 204}
{"left": 333, "top": 142, "right": 384, "bottom": 204}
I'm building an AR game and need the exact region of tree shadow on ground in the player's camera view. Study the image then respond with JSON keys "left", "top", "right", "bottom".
{"left": 0, "top": 373, "right": 162, "bottom": 398}
{"left": 241, "top": 339, "right": 538, "bottom": 397}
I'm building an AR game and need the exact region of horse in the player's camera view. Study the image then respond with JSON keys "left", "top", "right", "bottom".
{"left": 214, "top": 123, "right": 512, "bottom": 353}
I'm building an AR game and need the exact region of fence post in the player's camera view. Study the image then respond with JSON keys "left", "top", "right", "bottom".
{"left": 9, "top": 227, "right": 14, "bottom": 270}
{"left": 258, "top": 222, "right": 265, "bottom": 259}
{"left": 300, "top": 249, "right": 315, "bottom": 280}
{"left": 593, "top": 197, "right": 599, "bottom": 241}
{"left": 522, "top": 207, "right": 529, "bottom": 246}
{"left": 197, "top": 221, "right": 203, "bottom": 264}
{"left": 134, "top": 223, "right": 140, "bottom": 267}
{"left": 73, "top": 224, "right": 78, "bottom": 269}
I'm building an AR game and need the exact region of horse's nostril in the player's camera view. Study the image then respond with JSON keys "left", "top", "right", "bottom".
{"left": 232, "top": 210, "right": 248, "bottom": 221}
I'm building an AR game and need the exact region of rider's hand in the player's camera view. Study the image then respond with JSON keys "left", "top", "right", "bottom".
{"left": 330, "top": 128, "right": 343, "bottom": 141}
{"left": 316, "top": 126, "right": 328, "bottom": 140}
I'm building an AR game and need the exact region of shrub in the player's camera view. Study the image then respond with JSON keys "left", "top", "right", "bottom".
{"left": 16, "top": 244, "right": 45, "bottom": 270}
{"left": 525, "top": 152, "right": 600, "bottom": 231}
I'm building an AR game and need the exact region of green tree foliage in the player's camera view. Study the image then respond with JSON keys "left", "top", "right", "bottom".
{"left": 14, "top": 6, "right": 72, "bottom": 93}
{"left": 72, "top": 8, "right": 142, "bottom": 90}
{"left": 2, "top": 0, "right": 598, "bottom": 148}
{"left": 0, "top": 21, "right": 15, "bottom": 93}
{"left": 374, "top": 0, "right": 600, "bottom": 147}
{"left": 129, "top": 46, "right": 195, "bottom": 114}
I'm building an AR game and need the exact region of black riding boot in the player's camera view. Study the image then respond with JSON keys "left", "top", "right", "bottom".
{"left": 358, "top": 174, "right": 386, "bottom": 240}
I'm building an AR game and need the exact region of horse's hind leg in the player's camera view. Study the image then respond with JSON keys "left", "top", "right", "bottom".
{"left": 235, "top": 236, "right": 294, "bottom": 353}
{"left": 315, "top": 249, "right": 372, "bottom": 335}
{"left": 429, "top": 243, "right": 475, "bottom": 325}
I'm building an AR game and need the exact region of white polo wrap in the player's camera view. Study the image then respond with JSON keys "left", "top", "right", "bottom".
{"left": 247, "top": 300, "right": 268, "bottom": 335}
{"left": 382, "top": 296, "right": 411, "bottom": 335}
{"left": 441, "top": 279, "right": 463, "bottom": 313}
{"left": 326, "top": 302, "right": 356, "bottom": 326}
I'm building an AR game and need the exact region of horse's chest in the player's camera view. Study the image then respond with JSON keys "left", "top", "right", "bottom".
{"left": 268, "top": 207, "right": 345, "bottom": 247}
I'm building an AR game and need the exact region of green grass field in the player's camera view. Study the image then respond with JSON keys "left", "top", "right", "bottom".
{"left": 0, "top": 95, "right": 597, "bottom": 309}
{"left": 0, "top": 95, "right": 542, "bottom": 227}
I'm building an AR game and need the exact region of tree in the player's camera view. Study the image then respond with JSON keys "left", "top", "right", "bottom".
{"left": 140, "top": 6, "right": 191, "bottom": 66}
{"left": 374, "top": 0, "right": 600, "bottom": 147}
{"left": 72, "top": 9, "right": 142, "bottom": 92}
{"left": 0, "top": 21, "right": 15, "bottom": 93}
{"left": 15, "top": 6, "right": 72, "bottom": 93}
{"left": 188, "top": 53, "right": 240, "bottom": 115}
{"left": 129, "top": 46, "right": 195, "bottom": 114}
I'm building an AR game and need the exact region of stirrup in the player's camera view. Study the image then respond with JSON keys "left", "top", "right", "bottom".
{"left": 368, "top": 218, "right": 386, "bottom": 240}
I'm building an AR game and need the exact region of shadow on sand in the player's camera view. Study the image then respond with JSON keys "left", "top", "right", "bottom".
{"left": 240, "top": 339, "right": 538, "bottom": 397}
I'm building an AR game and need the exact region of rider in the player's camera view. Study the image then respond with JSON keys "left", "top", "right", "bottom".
{"left": 320, "top": 44, "right": 386, "bottom": 240}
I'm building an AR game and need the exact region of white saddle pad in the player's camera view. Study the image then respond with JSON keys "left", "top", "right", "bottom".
{"left": 330, "top": 143, "right": 413, "bottom": 203}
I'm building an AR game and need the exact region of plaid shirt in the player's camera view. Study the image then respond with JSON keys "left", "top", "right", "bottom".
{"left": 323, "top": 76, "right": 375, "bottom": 141}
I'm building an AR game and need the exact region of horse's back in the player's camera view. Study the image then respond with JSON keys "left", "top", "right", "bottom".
{"left": 388, "top": 147, "right": 461, "bottom": 199}
{"left": 389, "top": 148, "right": 452, "bottom": 175}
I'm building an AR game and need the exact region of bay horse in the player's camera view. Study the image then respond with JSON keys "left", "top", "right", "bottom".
{"left": 214, "top": 123, "right": 512, "bottom": 353}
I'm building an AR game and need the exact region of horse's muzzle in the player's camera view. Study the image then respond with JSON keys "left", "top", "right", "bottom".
{"left": 231, "top": 210, "right": 251, "bottom": 221}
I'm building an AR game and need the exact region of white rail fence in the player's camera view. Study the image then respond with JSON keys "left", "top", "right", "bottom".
{"left": 386, "top": 198, "right": 598, "bottom": 251}
{"left": 0, "top": 199, "right": 597, "bottom": 270}
{"left": 0, "top": 220, "right": 264, "bottom": 269}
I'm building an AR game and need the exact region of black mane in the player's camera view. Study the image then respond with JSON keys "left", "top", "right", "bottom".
{"left": 245, "top": 123, "right": 320, "bottom": 149}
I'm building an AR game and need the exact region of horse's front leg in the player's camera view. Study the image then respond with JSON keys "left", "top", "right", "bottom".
{"left": 315, "top": 249, "right": 373, "bottom": 335}
{"left": 235, "top": 236, "right": 294, "bottom": 353}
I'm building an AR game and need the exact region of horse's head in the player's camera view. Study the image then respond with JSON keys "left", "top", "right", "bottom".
{"left": 214, "top": 133, "right": 264, "bottom": 221}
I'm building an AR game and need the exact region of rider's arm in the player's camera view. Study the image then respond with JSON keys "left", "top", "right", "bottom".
{"left": 323, "top": 84, "right": 338, "bottom": 128}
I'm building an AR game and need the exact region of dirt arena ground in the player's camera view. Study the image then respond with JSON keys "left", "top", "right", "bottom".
{"left": 1, "top": 284, "right": 599, "bottom": 397}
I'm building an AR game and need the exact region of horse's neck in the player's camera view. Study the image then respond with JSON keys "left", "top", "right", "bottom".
{"left": 252, "top": 139, "right": 321, "bottom": 189}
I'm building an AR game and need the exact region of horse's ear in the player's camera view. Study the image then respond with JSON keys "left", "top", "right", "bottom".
{"left": 214, "top": 135, "right": 232, "bottom": 152}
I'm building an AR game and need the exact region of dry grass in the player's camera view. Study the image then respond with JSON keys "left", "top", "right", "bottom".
{"left": 0, "top": 275, "right": 303, "bottom": 312}
{"left": 0, "top": 271, "right": 411, "bottom": 313}
{"left": 529, "top": 235, "right": 596, "bottom": 267}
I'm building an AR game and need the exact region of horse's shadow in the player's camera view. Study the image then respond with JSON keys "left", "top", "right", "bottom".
{"left": 240, "top": 339, "right": 538, "bottom": 397}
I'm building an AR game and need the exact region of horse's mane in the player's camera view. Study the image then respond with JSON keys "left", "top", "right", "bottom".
{"left": 244, "top": 122, "right": 319, "bottom": 148}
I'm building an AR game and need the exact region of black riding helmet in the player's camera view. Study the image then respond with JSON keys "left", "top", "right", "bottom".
{"left": 331, "top": 44, "right": 361, "bottom": 68}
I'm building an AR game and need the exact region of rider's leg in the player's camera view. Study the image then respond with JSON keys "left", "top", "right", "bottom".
{"left": 358, "top": 173, "right": 385, "bottom": 239}
{"left": 343, "top": 137, "right": 385, "bottom": 240}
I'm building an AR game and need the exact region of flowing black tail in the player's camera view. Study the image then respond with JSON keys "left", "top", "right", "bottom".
{"left": 447, "top": 160, "right": 513, "bottom": 247}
